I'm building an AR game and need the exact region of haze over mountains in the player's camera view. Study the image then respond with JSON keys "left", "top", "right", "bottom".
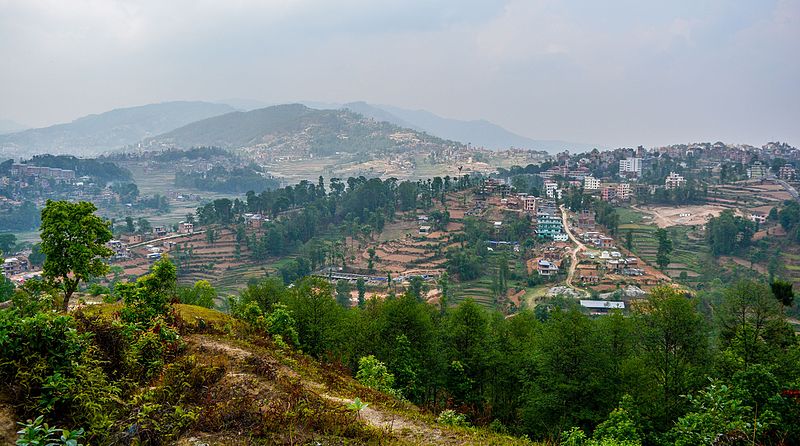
{"left": 221, "top": 99, "right": 587, "bottom": 152}
{"left": 337, "top": 102, "right": 596, "bottom": 153}
{"left": 0, "top": 101, "right": 235, "bottom": 157}
{"left": 0, "top": 119, "right": 27, "bottom": 135}
{"left": 0, "top": 99, "right": 590, "bottom": 159}
{"left": 145, "top": 103, "right": 459, "bottom": 155}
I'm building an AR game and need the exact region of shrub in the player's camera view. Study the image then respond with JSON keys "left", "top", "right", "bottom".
{"left": 436, "top": 409, "right": 469, "bottom": 427}
{"left": 356, "top": 355, "right": 401, "bottom": 398}
{"left": 16, "top": 416, "right": 85, "bottom": 446}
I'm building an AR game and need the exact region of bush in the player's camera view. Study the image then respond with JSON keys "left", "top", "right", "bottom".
{"left": 356, "top": 355, "right": 401, "bottom": 398}
{"left": 436, "top": 409, "right": 469, "bottom": 427}
{"left": 15, "top": 416, "right": 85, "bottom": 446}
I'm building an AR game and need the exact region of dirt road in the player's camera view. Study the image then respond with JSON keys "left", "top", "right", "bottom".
{"left": 560, "top": 205, "right": 588, "bottom": 291}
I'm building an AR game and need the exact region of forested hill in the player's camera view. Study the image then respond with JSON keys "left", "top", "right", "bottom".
{"left": 0, "top": 101, "right": 235, "bottom": 157}
{"left": 143, "top": 103, "right": 463, "bottom": 155}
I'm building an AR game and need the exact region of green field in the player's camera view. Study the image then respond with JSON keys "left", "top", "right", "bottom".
{"left": 620, "top": 214, "right": 709, "bottom": 283}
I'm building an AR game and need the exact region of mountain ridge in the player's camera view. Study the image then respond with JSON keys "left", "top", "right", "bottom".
{"left": 144, "top": 103, "right": 462, "bottom": 155}
{"left": 304, "top": 100, "right": 595, "bottom": 153}
{"left": 0, "top": 101, "right": 235, "bottom": 158}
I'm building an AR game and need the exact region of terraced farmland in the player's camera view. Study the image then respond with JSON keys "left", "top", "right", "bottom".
{"left": 619, "top": 222, "right": 708, "bottom": 285}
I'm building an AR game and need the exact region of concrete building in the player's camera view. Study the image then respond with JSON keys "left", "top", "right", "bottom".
{"left": 779, "top": 164, "right": 796, "bottom": 181}
{"left": 665, "top": 172, "right": 686, "bottom": 190}
{"left": 601, "top": 186, "right": 617, "bottom": 201}
{"left": 536, "top": 215, "right": 564, "bottom": 240}
{"left": 178, "top": 221, "right": 195, "bottom": 234}
{"left": 750, "top": 213, "right": 767, "bottom": 224}
{"left": 520, "top": 195, "right": 538, "bottom": 213}
{"left": 616, "top": 183, "right": 631, "bottom": 201}
{"left": 106, "top": 240, "right": 130, "bottom": 260}
{"left": 748, "top": 161, "right": 768, "bottom": 179}
{"left": 2, "top": 257, "right": 28, "bottom": 277}
{"left": 619, "top": 158, "right": 642, "bottom": 177}
{"left": 584, "top": 176, "right": 601, "bottom": 190}
{"left": 544, "top": 181, "right": 560, "bottom": 199}
{"left": 153, "top": 226, "right": 168, "bottom": 237}
{"left": 537, "top": 259, "right": 560, "bottom": 277}
{"left": 11, "top": 164, "right": 76, "bottom": 181}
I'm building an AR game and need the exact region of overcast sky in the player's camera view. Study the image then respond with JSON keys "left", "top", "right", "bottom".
{"left": 0, "top": 0, "right": 798, "bottom": 148}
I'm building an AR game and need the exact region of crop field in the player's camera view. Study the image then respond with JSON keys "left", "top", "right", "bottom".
{"left": 619, "top": 212, "right": 709, "bottom": 285}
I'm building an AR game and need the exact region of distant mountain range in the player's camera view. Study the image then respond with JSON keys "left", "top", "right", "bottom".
{"left": 0, "top": 101, "right": 235, "bottom": 158}
{"left": 301, "top": 101, "right": 595, "bottom": 153}
{"left": 0, "top": 98, "right": 595, "bottom": 159}
{"left": 0, "top": 119, "right": 28, "bottom": 135}
{"left": 144, "top": 103, "right": 460, "bottom": 155}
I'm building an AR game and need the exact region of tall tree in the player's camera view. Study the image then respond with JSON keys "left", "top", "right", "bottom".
{"left": 718, "top": 280, "right": 787, "bottom": 369}
{"left": 636, "top": 287, "right": 708, "bottom": 429}
{"left": 40, "top": 200, "right": 113, "bottom": 311}
{"left": 655, "top": 228, "right": 673, "bottom": 270}
{"left": 356, "top": 277, "right": 366, "bottom": 309}
{"left": 335, "top": 279, "right": 352, "bottom": 308}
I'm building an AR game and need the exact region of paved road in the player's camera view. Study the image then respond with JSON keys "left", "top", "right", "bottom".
{"left": 776, "top": 178, "right": 800, "bottom": 202}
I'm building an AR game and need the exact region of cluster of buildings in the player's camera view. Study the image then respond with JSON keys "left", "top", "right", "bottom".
{"left": 10, "top": 163, "right": 76, "bottom": 181}
{"left": 2, "top": 256, "right": 29, "bottom": 277}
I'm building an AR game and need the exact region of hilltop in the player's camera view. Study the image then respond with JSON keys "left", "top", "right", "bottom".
{"left": 0, "top": 101, "right": 235, "bottom": 157}
{"left": 309, "top": 101, "right": 595, "bottom": 153}
{"left": 0, "top": 302, "right": 533, "bottom": 446}
{"left": 143, "top": 103, "right": 462, "bottom": 156}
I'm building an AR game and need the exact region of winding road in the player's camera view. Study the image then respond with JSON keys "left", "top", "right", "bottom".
{"left": 559, "top": 204, "right": 588, "bottom": 291}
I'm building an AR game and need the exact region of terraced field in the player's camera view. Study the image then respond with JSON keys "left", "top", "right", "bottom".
{"left": 449, "top": 251, "right": 526, "bottom": 313}
{"left": 619, "top": 222, "right": 708, "bottom": 285}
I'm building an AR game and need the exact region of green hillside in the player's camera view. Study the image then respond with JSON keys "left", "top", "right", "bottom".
{"left": 146, "top": 104, "right": 462, "bottom": 155}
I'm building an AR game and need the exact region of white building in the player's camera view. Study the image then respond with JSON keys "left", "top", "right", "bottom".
{"left": 616, "top": 183, "right": 631, "bottom": 201}
{"left": 544, "top": 181, "right": 561, "bottom": 199}
{"left": 619, "top": 158, "right": 642, "bottom": 176}
{"left": 665, "top": 172, "right": 686, "bottom": 190}
{"left": 584, "top": 176, "right": 601, "bottom": 190}
{"left": 748, "top": 161, "right": 767, "bottom": 179}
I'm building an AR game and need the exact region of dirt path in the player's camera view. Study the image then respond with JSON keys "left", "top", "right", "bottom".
{"left": 186, "top": 334, "right": 492, "bottom": 445}
{"left": 319, "top": 394, "right": 461, "bottom": 444}
{"left": 560, "top": 205, "right": 587, "bottom": 291}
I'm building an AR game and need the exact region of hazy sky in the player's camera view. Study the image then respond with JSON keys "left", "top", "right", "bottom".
{"left": 1, "top": 0, "right": 798, "bottom": 148}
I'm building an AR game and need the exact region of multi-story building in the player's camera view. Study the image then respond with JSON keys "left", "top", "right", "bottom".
{"left": 750, "top": 213, "right": 767, "bottom": 224}
{"left": 664, "top": 172, "right": 686, "bottom": 190}
{"left": 178, "top": 221, "right": 195, "bottom": 233}
{"left": 779, "top": 164, "right": 796, "bottom": 181}
{"left": 747, "top": 161, "right": 768, "bottom": 179}
{"left": 10, "top": 164, "right": 76, "bottom": 181}
{"left": 106, "top": 240, "right": 130, "bottom": 260}
{"left": 520, "top": 195, "right": 538, "bottom": 214}
{"left": 536, "top": 215, "right": 564, "bottom": 240}
{"left": 2, "top": 257, "right": 28, "bottom": 277}
{"left": 537, "top": 259, "right": 560, "bottom": 276}
{"left": 544, "top": 181, "right": 559, "bottom": 199}
{"left": 619, "top": 158, "right": 642, "bottom": 177}
{"left": 584, "top": 176, "right": 601, "bottom": 190}
{"left": 601, "top": 186, "right": 617, "bottom": 201}
{"left": 616, "top": 183, "right": 631, "bottom": 201}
